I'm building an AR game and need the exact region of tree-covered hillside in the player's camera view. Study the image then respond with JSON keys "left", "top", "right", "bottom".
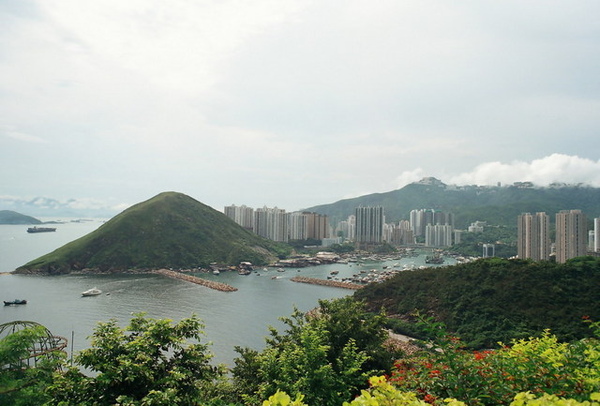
{"left": 305, "top": 180, "right": 600, "bottom": 228}
{"left": 15, "top": 192, "right": 290, "bottom": 274}
{"left": 354, "top": 256, "right": 600, "bottom": 348}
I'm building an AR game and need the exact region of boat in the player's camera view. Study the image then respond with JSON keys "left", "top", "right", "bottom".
{"left": 81, "top": 287, "right": 102, "bottom": 297}
{"left": 4, "top": 299, "right": 27, "bottom": 306}
{"left": 27, "top": 226, "right": 57, "bottom": 233}
{"left": 212, "top": 270, "right": 220, "bottom": 275}
{"left": 425, "top": 255, "right": 444, "bottom": 264}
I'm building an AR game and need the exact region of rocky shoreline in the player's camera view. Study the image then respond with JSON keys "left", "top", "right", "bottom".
{"left": 291, "top": 276, "right": 363, "bottom": 290}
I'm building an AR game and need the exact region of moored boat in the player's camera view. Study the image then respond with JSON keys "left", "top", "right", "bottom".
{"left": 81, "top": 287, "right": 102, "bottom": 297}
{"left": 4, "top": 299, "right": 27, "bottom": 306}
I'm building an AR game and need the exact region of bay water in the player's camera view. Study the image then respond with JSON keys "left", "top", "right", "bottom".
{"left": 0, "top": 219, "right": 445, "bottom": 368}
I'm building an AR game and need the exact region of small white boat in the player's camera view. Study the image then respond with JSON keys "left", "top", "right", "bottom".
{"left": 82, "top": 287, "right": 102, "bottom": 297}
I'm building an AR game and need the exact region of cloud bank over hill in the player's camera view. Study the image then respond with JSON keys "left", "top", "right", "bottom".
{"left": 395, "top": 154, "right": 600, "bottom": 190}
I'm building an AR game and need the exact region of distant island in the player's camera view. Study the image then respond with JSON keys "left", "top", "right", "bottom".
{"left": 0, "top": 210, "right": 42, "bottom": 225}
{"left": 15, "top": 192, "right": 291, "bottom": 275}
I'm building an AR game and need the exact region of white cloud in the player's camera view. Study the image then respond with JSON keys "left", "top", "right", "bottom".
{"left": 1, "top": 124, "right": 46, "bottom": 143}
{"left": 448, "top": 154, "right": 600, "bottom": 187}
{"left": 395, "top": 169, "right": 426, "bottom": 188}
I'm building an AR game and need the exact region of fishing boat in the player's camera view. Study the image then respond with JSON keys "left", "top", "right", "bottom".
{"left": 81, "top": 287, "right": 102, "bottom": 297}
{"left": 4, "top": 299, "right": 27, "bottom": 306}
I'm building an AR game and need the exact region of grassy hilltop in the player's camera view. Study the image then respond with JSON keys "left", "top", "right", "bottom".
{"left": 15, "top": 192, "right": 290, "bottom": 274}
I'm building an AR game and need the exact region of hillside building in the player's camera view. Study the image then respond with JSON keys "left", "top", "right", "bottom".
{"left": 410, "top": 209, "right": 454, "bottom": 237}
{"left": 517, "top": 212, "right": 551, "bottom": 261}
{"left": 425, "top": 224, "right": 453, "bottom": 247}
{"left": 555, "top": 210, "right": 587, "bottom": 263}
{"left": 593, "top": 217, "right": 600, "bottom": 252}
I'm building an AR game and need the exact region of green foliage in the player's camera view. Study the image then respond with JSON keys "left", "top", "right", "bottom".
{"left": 343, "top": 375, "right": 469, "bottom": 406}
{"left": 261, "top": 390, "right": 308, "bottom": 406}
{"left": 388, "top": 317, "right": 600, "bottom": 405}
{"left": 232, "top": 297, "right": 399, "bottom": 406}
{"left": 329, "top": 243, "right": 356, "bottom": 254}
{"left": 16, "top": 192, "right": 291, "bottom": 274}
{"left": 47, "top": 313, "right": 223, "bottom": 405}
{"left": 511, "top": 392, "right": 600, "bottom": 406}
{"left": 0, "top": 325, "right": 64, "bottom": 406}
{"left": 450, "top": 225, "right": 517, "bottom": 258}
{"left": 356, "top": 257, "right": 600, "bottom": 348}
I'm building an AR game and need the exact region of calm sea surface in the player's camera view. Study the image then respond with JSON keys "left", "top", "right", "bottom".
{"left": 0, "top": 219, "right": 448, "bottom": 367}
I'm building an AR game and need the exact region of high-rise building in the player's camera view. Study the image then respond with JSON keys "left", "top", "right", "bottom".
{"left": 254, "top": 206, "right": 289, "bottom": 242}
{"left": 517, "top": 212, "right": 550, "bottom": 261}
{"left": 410, "top": 208, "right": 453, "bottom": 236}
{"left": 288, "top": 212, "right": 308, "bottom": 240}
{"left": 555, "top": 210, "right": 587, "bottom": 263}
{"left": 224, "top": 204, "right": 255, "bottom": 230}
{"left": 288, "top": 212, "right": 329, "bottom": 240}
{"left": 304, "top": 212, "right": 329, "bottom": 240}
{"left": 595, "top": 218, "right": 600, "bottom": 252}
{"left": 425, "top": 224, "right": 453, "bottom": 247}
{"left": 355, "top": 206, "right": 384, "bottom": 244}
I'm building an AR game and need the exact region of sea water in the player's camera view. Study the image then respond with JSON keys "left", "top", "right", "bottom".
{"left": 0, "top": 220, "right": 447, "bottom": 367}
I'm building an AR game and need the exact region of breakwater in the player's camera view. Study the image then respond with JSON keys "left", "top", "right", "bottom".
{"left": 291, "top": 276, "right": 363, "bottom": 290}
{"left": 154, "top": 269, "right": 238, "bottom": 292}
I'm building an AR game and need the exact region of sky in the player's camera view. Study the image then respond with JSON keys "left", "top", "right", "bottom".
{"left": 1, "top": 1, "right": 599, "bottom": 216}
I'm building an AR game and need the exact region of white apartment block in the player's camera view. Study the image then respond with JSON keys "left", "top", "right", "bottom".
{"left": 517, "top": 212, "right": 550, "bottom": 261}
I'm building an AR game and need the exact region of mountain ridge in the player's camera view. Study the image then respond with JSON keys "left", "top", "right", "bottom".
{"left": 304, "top": 178, "right": 600, "bottom": 227}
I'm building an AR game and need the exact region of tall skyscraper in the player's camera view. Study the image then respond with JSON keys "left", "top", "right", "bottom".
{"left": 517, "top": 212, "right": 550, "bottom": 261}
{"left": 224, "top": 204, "right": 255, "bottom": 230}
{"left": 355, "top": 206, "right": 384, "bottom": 244}
{"left": 595, "top": 218, "right": 600, "bottom": 252}
{"left": 425, "top": 224, "right": 453, "bottom": 247}
{"left": 555, "top": 210, "right": 587, "bottom": 263}
{"left": 254, "top": 206, "right": 289, "bottom": 242}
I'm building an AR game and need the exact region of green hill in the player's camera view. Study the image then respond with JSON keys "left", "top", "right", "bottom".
{"left": 0, "top": 210, "right": 42, "bottom": 225}
{"left": 354, "top": 256, "right": 600, "bottom": 348}
{"left": 15, "top": 192, "right": 290, "bottom": 275}
{"left": 305, "top": 179, "right": 600, "bottom": 228}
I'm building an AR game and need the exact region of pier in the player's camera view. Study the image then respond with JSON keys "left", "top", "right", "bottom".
{"left": 290, "top": 276, "right": 363, "bottom": 290}
{"left": 154, "top": 269, "right": 238, "bottom": 292}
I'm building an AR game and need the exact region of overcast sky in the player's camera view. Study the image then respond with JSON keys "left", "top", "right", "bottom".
{"left": 1, "top": 1, "right": 599, "bottom": 215}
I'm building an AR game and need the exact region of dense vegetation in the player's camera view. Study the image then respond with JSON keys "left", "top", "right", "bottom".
{"left": 2, "top": 305, "right": 599, "bottom": 405}
{"left": 450, "top": 225, "right": 517, "bottom": 258}
{"left": 15, "top": 192, "right": 291, "bottom": 274}
{"left": 305, "top": 180, "right": 600, "bottom": 227}
{"left": 0, "top": 210, "right": 41, "bottom": 225}
{"left": 355, "top": 256, "right": 600, "bottom": 348}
